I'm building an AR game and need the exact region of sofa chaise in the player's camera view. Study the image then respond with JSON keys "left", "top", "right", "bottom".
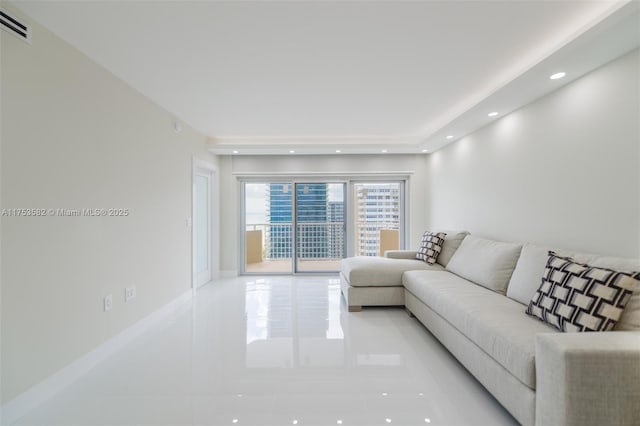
{"left": 339, "top": 232, "right": 640, "bottom": 426}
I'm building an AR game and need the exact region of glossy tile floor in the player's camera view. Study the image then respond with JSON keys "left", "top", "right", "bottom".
{"left": 15, "top": 276, "right": 517, "bottom": 426}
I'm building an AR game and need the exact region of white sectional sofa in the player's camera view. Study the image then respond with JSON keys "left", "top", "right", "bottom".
{"left": 339, "top": 233, "right": 640, "bottom": 426}
{"left": 339, "top": 231, "right": 469, "bottom": 311}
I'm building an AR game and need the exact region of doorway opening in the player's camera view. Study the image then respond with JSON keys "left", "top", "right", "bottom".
{"left": 241, "top": 179, "right": 404, "bottom": 274}
{"left": 243, "top": 182, "right": 346, "bottom": 274}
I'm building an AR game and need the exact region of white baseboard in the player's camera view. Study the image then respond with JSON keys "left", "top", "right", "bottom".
{"left": 0, "top": 289, "right": 194, "bottom": 425}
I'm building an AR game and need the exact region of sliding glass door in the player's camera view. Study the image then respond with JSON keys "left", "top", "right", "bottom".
{"left": 242, "top": 180, "right": 402, "bottom": 274}
{"left": 295, "top": 183, "right": 346, "bottom": 272}
{"left": 244, "top": 182, "right": 293, "bottom": 274}
{"left": 243, "top": 181, "right": 346, "bottom": 273}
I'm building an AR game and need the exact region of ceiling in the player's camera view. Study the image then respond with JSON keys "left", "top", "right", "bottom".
{"left": 10, "top": 1, "right": 640, "bottom": 155}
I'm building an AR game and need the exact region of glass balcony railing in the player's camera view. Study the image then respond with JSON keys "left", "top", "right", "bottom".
{"left": 246, "top": 221, "right": 399, "bottom": 262}
{"left": 246, "top": 222, "right": 345, "bottom": 261}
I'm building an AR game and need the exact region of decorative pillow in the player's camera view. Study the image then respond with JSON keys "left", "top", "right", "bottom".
{"left": 566, "top": 253, "right": 640, "bottom": 331}
{"left": 526, "top": 252, "right": 639, "bottom": 332}
{"left": 416, "top": 231, "right": 446, "bottom": 264}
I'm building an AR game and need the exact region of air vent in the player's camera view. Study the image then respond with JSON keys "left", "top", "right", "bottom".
{"left": 1, "top": 9, "right": 31, "bottom": 43}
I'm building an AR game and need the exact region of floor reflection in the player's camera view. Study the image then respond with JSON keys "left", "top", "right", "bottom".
{"left": 13, "top": 276, "right": 517, "bottom": 426}
{"left": 245, "top": 278, "right": 345, "bottom": 369}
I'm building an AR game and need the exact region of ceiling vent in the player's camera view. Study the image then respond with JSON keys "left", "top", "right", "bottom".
{"left": 1, "top": 9, "right": 31, "bottom": 43}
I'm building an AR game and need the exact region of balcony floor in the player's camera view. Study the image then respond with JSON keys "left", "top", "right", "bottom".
{"left": 245, "top": 259, "right": 341, "bottom": 273}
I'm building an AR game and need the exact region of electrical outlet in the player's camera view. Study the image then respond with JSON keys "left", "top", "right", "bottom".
{"left": 125, "top": 285, "right": 136, "bottom": 303}
{"left": 104, "top": 294, "right": 113, "bottom": 312}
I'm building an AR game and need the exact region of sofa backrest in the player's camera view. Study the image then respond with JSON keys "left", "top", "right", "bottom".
{"left": 445, "top": 235, "right": 522, "bottom": 294}
{"left": 437, "top": 230, "right": 470, "bottom": 267}
{"left": 506, "top": 243, "right": 640, "bottom": 331}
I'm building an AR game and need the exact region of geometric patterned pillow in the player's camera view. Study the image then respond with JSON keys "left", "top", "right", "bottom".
{"left": 526, "top": 252, "right": 639, "bottom": 332}
{"left": 416, "top": 231, "right": 447, "bottom": 265}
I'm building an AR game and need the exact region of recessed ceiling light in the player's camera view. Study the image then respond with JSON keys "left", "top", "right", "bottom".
{"left": 549, "top": 72, "right": 566, "bottom": 80}
{"left": 446, "top": 135, "right": 454, "bottom": 140}
{"left": 421, "top": 149, "right": 428, "bottom": 153}
{"left": 289, "top": 150, "right": 295, "bottom": 154}
{"left": 488, "top": 112, "right": 499, "bottom": 117}
{"left": 335, "top": 150, "right": 341, "bottom": 153}
{"left": 381, "top": 149, "right": 388, "bottom": 153}
{"left": 232, "top": 150, "right": 239, "bottom": 154}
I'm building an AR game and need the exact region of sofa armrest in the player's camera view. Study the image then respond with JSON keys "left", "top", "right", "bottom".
{"left": 535, "top": 331, "right": 640, "bottom": 426}
{"left": 384, "top": 250, "right": 417, "bottom": 259}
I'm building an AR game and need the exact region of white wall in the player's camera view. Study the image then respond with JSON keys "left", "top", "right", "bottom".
{"left": 219, "top": 154, "right": 429, "bottom": 272}
{"left": 427, "top": 49, "right": 640, "bottom": 258}
{"left": 0, "top": 6, "right": 217, "bottom": 403}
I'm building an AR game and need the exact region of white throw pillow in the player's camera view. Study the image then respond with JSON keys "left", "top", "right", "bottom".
{"left": 445, "top": 235, "right": 522, "bottom": 294}
{"left": 437, "top": 230, "right": 470, "bottom": 267}
{"left": 507, "top": 243, "right": 555, "bottom": 305}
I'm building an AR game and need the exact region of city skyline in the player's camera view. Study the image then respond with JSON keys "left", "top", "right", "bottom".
{"left": 246, "top": 183, "right": 344, "bottom": 224}
{"left": 244, "top": 182, "right": 401, "bottom": 259}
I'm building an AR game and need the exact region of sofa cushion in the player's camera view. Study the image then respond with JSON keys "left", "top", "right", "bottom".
{"left": 507, "top": 243, "right": 556, "bottom": 305}
{"left": 526, "top": 253, "right": 638, "bottom": 332}
{"left": 445, "top": 235, "right": 522, "bottom": 294}
{"left": 416, "top": 231, "right": 446, "bottom": 264}
{"left": 385, "top": 250, "right": 419, "bottom": 260}
{"left": 437, "top": 230, "right": 470, "bottom": 267}
{"left": 507, "top": 243, "right": 640, "bottom": 331}
{"left": 403, "top": 270, "right": 557, "bottom": 389}
{"left": 340, "top": 256, "right": 443, "bottom": 287}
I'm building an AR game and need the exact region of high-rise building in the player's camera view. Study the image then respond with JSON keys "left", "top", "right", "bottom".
{"left": 267, "top": 183, "right": 329, "bottom": 258}
{"left": 267, "top": 183, "right": 293, "bottom": 258}
{"left": 327, "top": 201, "right": 345, "bottom": 259}
{"left": 296, "top": 183, "right": 328, "bottom": 259}
{"left": 355, "top": 184, "right": 401, "bottom": 256}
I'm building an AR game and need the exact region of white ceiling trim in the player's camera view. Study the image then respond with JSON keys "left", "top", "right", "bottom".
{"left": 208, "top": 134, "right": 425, "bottom": 155}
{"left": 213, "top": 1, "right": 639, "bottom": 156}
{"left": 421, "top": 1, "right": 640, "bottom": 153}
{"left": 207, "top": 1, "right": 639, "bottom": 156}
{"left": 415, "top": 0, "right": 632, "bottom": 140}
{"left": 232, "top": 171, "right": 414, "bottom": 177}
{"left": 208, "top": 142, "right": 426, "bottom": 156}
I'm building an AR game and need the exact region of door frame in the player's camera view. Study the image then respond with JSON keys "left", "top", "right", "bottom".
{"left": 192, "top": 158, "right": 219, "bottom": 288}
{"left": 239, "top": 176, "right": 407, "bottom": 275}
